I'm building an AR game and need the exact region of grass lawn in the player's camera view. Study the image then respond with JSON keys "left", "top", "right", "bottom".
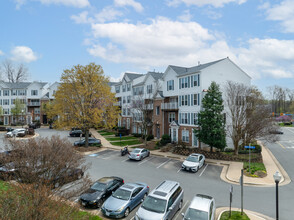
{"left": 106, "top": 136, "right": 138, "bottom": 141}
{"left": 220, "top": 211, "right": 250, "bottom": 220}
{"left": 278, "top": 123, "right": 293, "bottom": 127}
{"left": 99, "top": 132, "right": 116, "bottom": 136}
{"left": 110, "top": 140, "right": 143, "bottom": 146}
{"left": 0, "top": 181, "right": 9, "bottom": 191}
{"left": 243, "top": 162, "right": 266, "bottom": 177}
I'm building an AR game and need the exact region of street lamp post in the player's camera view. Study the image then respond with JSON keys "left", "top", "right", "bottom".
{"left": 273, "top": 171, "right": 281, "bottom": 220}
{"left": 21, "top": 109, "right": 24, "bottom": 128}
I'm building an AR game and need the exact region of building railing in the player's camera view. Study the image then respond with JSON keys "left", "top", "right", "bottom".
{"left": 144, "top": 104, "right": 153, "bottom": 110}
{"left": 161, "top": 102, "right": 178, "bottom": 110}
{"left": 27, "top": 102, "right": 41, "bottom": 106}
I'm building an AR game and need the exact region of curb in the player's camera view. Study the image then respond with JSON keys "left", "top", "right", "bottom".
{"left": 216, "top": 207, "right": 274, "bottom": 220}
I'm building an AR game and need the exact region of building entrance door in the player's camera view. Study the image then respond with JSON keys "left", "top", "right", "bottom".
{"left": 156, "top": 127, "right": 160, "bottom": 139}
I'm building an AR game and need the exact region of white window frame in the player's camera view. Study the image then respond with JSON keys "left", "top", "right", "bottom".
{"left": 182, "top": 130, "right": 189, "bottom": 143}
{"left": 168, "top": 112, "right": 176, "bottom": 123}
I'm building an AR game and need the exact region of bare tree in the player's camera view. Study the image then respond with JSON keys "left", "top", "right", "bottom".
{"left": 0, "top": 59, "right": 29, "bottom": 82}
{"left": 225, "top": 81, "right": 278, "bottom": 155}
{"left": 1, "top": 135, "right": 91, "bottom": 199}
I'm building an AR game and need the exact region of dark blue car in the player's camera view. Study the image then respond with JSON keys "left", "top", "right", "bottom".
{"left": 101, "top": 182, "right": 149, "bottom": 218}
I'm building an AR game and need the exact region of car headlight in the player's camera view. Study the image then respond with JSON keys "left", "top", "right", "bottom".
{"left": 116, "top": 206, "right": 125, "bottom": 212}
{"left": 89, "top": 200, "right": 97, "bottom": 204}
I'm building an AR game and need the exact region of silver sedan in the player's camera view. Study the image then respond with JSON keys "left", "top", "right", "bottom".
{"left": 128, "top": 148, "right": 150, "bottom": 161}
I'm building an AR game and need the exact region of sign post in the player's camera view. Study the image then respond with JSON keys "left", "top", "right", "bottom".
{"left": 244, "top": 145, "right": 255, "bottom": 174}
{"left": 240, "top": 169, "right": 244, "bottom": 215}
{"left": 120, "top": 133, "right": 122, "bottom": 147}
{"left": 229, "top": 185, "right": 233, "bottom": 218}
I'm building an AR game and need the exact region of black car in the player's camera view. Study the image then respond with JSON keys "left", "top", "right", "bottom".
{"left": 80, "top": 176, "right": 124, "bottom": 208}
{"left": 269, "top": 129, "right": 284, "bottom": 134}
{"left": 6, "top": 128, "right": 14, "bottom": 132}
{"left": 69, "top": 130, "right": 92, "bottom": 137}
{"left": 74, "top": 138, "right": 101, "bottom": 147}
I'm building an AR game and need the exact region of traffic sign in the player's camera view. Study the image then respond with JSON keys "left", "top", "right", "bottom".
{"left": 245, "top": 146, "right": 255, "bottom": 149}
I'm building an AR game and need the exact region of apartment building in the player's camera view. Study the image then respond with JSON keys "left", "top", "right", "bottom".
{"left": 112, "top": 57, "right": 251, "bottom": 147}
{"left": 0, "top": 81, "right": 59, "bottom": 125}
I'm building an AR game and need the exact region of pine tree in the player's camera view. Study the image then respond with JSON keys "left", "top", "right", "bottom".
{"left": 194, "top": 81, "right": 226, "bottom": 152}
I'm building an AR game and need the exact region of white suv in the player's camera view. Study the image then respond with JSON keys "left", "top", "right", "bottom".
{"left": 6, "top": 128, "right": 26, "bottom": 138}
{"left": 182, "top": 194, "right": 215, "bottom": 220}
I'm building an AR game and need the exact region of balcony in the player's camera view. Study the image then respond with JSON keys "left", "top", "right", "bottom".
{"left": 114, "top": 101, "right": 122, "bottom": 106}
{"left": 161, "top": 102, "right": 178, "bottom": 110}
{"left": 144, "top": 104, "right": 153, "bottom": 110}
{"left": 27, "top": 102, "right": 41, "bottom": 106}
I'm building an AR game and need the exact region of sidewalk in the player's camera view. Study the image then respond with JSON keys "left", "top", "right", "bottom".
{"left": 215, "top": 207, "right": 274, "bottom": 220}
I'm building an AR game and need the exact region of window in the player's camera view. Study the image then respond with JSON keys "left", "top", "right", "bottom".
{"left": 0, "top": 90, "right": 1, "bottom": 96}
{"left": 191, "top": 113, "right": 198, "bottom": 125}
{"left": 11, "top": 99, "right": 15, "bottom": 105}
{"left": 179, "top": 76, "right": 190, "bottom": 89}
{"left": 179, "top": 95, "right": 190, "bottom": 106}
{"left": 182, "top": 130, "right": 189, "bottom": 143}
{"left": 156, "top": 106, "right": 160, "bottom": 115}
{"left": 127, "top": 108, "right": 131, "bottom": 116}
{"left": 127, "top": 118, "right": 130, "bottom": 129}
{"left": 12, "top": 90, "right": 17, "bottom": 96}
{"left": 31, "top": 90, "right": 38, "bottom": 96}
{"left": 132, "top": 124, "right": 137, "bottom": 133}
{"left": 179, "top": 113, "right": 190, "bottom": 125}
{"left": 193, "top": 94, "right": 198, "bottom": 105}
{"left": 122, "top": 85, "right": 126, "bottom": 92}
{"left": 3, "top": 99, "right": 9, "bottom": 105}
{"left": 115, "top": 86, "right": 120, "bottom": 93}
{"left": 167, "top": 80, "right": 174, "bottom": 91}
{"left": 127, "top": 96, "right": 131, "bottom": 103}
{"left": 127, "top": 83, "right": 131, "bottom": 91}
{"left": 123, "top": 97, "right": 126, "bottom": 104}
{"left": 3, "top": 108, "right": 9, "bottom": 115}
{"left": 18, "top": 90, "right": 26, "bottom": 96}
{"left": 133, "top": 86, "right": 144, "bottom": 95}
{"left": 168, "top": 112, "right": 176, "bottom": 123}
{"left": 35, "top": 108, "right": 40, "bottom": 114}
{"left": 191, "top": 75, "right": 199, "bottom": 87}
{"left": 147, "top": 85, "right": 153, "bottom": 94}
{"left": 3, "top": 90, "right": 9, "bottom": 96}
{"left": 123, "top": 108, "right": 126, "bottom": 116}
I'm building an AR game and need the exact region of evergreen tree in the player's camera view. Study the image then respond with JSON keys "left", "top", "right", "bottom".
{"left": 194, "top": 81, "right": 226, "bottom": 152}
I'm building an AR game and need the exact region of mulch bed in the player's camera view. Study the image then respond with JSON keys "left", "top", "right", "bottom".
{"left": 244, "top": 170, "right": 267, "bottom": 178}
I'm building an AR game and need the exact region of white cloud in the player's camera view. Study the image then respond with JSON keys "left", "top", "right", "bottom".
{"left": 86, "top": 17, "right": 294, "bottom": 80}
{"left": 15, "top": 0, "right": 89, "bottom": 8}
{"left": 166, "top": 0, "right": 247, "bottom": 8}
{"left": 10, "top": 46, "right": 38, "bottom": 63}
{"left": 0, "top": 50, "right": 4, "bottom": 56}
{"left": 264, "top": 0, "right": 294, "bottom": 33}
{"left": 114, "top": 0, "right": 144, "bottom": 12}
{"left": 177, "top": 10, "right": 192, "bottom": 22}
{"left": 94, "top": 6, "right": 124, "bottom": 23}
{"left": 71, "top": 11, "right": 93, "bottom": 24}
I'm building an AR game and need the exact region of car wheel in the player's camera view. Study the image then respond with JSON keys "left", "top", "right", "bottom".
{"left": 195, "top": 166, "right": 199, "bottom": 173}
{"left": 147, "top": 152, "right": 150, "bottom": 157}
{"left": 178, "top": 200, "right": 183, "bottom": 210}
{"left": 140, "top": 156, "right": 142, "bottom": 161}
{"left": 124, "top": 208, "right": 130, "bottom": 217}
{"left": 97, "top": 199, "right": 103, "bottom": 208}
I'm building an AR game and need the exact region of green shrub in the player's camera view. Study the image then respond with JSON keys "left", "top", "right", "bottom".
{"left": 160, "top": 134, "right": 171, "bottom": 146}
{"left": 132, "top": 133, "right": 142, "bottom": 137}
{"left": 142, "top": 134, "right": 154, "bottom": 141}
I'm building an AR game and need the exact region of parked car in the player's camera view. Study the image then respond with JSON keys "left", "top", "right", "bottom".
{"left": 74, "top": 138, "right": 101, "bottom": 147}
{"left": 182, "top": 194, "right": 215, "bottom": 220}
{"left": 0, "top": 162, "right": 16, "bottom": 180}
{"left": 6, "top": 127, "right": 14, "bottom": 132}
{"left": 135, "top": 180, "right": 183, "bottom": 220}
{"left": 128, "top": 148, "right": 150, "bottom": 161}
{"left": 182, "top": 153, "right": 205, "bottom": 173}
{"left": 5, "top": 128, "right": 26, "bottom": 138}
{"left": 101, "top": 182, "right": 149, "bottom": 218}
{"left": 29, "top": 123, "right": 40, "bottom": 129}
{"left": 69, "top": 129, "right": 92, "bottom": 137}
{"left": 80, "top": 176, "right": 124, "bottom": 208}
{"left": 269, "top": 129, "right": 284, "bottom": 134}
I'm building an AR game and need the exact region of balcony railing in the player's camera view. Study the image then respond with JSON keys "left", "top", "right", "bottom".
{"left": 144, "top": 104, "right": 153, "bottom": 110}
{"left": 27, "top": 102, "right": 41, "bottom": 106}
{"left": 161, "top": 102, "right": 178, "bottom": 110}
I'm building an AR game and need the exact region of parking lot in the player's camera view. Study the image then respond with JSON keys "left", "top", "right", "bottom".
{"left": 83, "top": 149, "right": 223, "bottom": 220}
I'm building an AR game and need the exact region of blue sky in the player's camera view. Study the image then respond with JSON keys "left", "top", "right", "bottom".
{"left": 1, "top": 0, "right": 294, "bottom": 95}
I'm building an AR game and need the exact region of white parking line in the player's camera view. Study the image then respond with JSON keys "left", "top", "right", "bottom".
{"left": 177, "top": 168, "right": 182, "bottom": 173}
{"left": 138, "top": 157, "right": 153, "bottom": 165}
{"left": 174, "top": 200, "right": 189, "bottom": 219}
{"left": 199, "top": 164, "right": 208, "bottom": 177}
{"left": 156, "top": 158, "right": 171, "bottom": 169}
{"left": 122, "top": 158, "right": 129, "bottom": 162}
{"left": 285, "top": 127, "right": 294, "bottom": 134}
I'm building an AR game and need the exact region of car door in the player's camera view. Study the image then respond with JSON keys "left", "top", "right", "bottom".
{"left": 199, "top": 155, "right": 204, "bottom": 168}
{"left": 131, "top": 187, "right": 143, "bottom": 209}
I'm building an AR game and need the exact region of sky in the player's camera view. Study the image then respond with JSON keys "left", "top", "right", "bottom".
{"left": 0, "top": 0, "right": 294, "bottom": 95}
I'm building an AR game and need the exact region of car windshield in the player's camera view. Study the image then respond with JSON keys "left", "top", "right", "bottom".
{"left": 112, "top": 188, "right": 131, "bottom": 200}
{"left": 141, "top": 196, "right": 167, "bottom": 213}
{"left": 184, "top": 208, "right": 209, "bottom": 220}
{"left": 133, "top": 149, "right": 141, "bottom": 153}
{"left": 91, "top": 182, "right": 107, "bottom": 191}
{"left": 186, "top": 156, "right": 199, "bottom": 162}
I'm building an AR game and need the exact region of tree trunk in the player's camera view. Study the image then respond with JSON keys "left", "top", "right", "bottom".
{"left": 210, "top": 146, "right": 213, "bottom": 153}
{"left": 234, "top": 140, "right": 239, "bottom": 155}
{"left": 85, "top": 129, "right": 89, "bottom": 148}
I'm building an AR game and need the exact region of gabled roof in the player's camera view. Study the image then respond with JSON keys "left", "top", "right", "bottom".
{"left": 148, "top": 72, "right": 163, "bottom": 81}
{"left": 0, "top": 81, "right": 47, "bottom": 89}
{"left": 125, "top": 73, "right": 144, "bottom": 81}
{"left": 108, "top": 82, "right": 118, "bottom": 87}
{"left": 169, "top": 58, "right": 227, "bottom": 76}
